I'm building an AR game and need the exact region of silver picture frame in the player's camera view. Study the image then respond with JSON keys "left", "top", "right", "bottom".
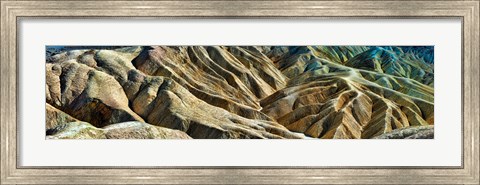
{"left": 1, "top": 0, "right": 478, "bottom": 184}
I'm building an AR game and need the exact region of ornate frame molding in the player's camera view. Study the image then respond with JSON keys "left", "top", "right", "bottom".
{"left": 1, "top": 1, "right": 478, "bottom": 184}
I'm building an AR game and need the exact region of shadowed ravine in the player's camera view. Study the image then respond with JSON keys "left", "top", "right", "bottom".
{"left": 45, "top": 46, "right": 434, "bottom": 139}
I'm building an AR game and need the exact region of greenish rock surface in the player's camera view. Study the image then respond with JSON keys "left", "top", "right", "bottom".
{"left": 47, "top": 121, "right": 192, "bottom": 139}
{"left": 374, "top": 125, "right": 434, "bottom": 139}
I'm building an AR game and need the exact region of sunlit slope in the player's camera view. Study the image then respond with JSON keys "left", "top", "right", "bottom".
{"left": 46, "top": 46, "right": 301, "bottom": 139}
{"left": 262, "top": 46, "right": 433, "bottom": 86}
{"left": 259, "top": 46, "right": 433, "bottom": 138}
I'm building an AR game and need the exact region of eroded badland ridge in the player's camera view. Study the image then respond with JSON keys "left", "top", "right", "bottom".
{"left": 45, "top": 46, "right": 434, "bottom": 139}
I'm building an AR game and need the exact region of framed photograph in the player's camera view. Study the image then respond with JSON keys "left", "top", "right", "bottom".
{"left": 1, "top": 0, "right": 479, "bottom": 184}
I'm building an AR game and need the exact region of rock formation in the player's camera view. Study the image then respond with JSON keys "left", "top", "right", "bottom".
{"left": 46, "top": 46, "right": 434, "bottom": 139}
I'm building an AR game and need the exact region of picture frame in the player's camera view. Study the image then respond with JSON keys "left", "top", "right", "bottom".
{"left": 1, "top": 0, "right": 478, "bottom": 184}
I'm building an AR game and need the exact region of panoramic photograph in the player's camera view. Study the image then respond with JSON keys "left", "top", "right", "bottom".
{"left": 45, "top": 46, "right": 434, "bottom": 139}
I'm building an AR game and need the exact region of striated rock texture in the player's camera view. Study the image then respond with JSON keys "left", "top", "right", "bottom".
{"left": 47, "top": 121, "right": 192, "bottom": 139}
{"left": 45, "top": 46, "right": 434, "bottom": 139}
{"left": 374, "top": 125, "right": 434, "bottom": 139}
